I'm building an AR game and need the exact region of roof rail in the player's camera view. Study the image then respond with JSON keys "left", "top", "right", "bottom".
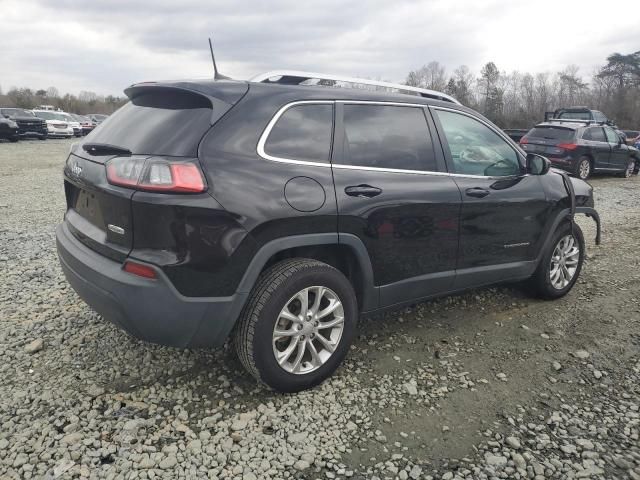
{"left": 546, "top": 119, "right": 604, "bottom": 126}
{"left": 250, "top": 70, "right": 461, "bottom": 105}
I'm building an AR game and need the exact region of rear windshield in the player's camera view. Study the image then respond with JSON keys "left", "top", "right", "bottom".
{"left": 557, "top": 111, "right": 590, "bottom": 120}
{"left": 527, "top": 127, "right": 575, "bottom": 141}
{"left": 87, "top": 90, "right": 212, "bottom": 157}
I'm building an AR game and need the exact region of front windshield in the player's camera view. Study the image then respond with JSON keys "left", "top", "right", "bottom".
{"left": 34, "top": 111, "right": 67, "bottom": 121}
{"left": 1, "top": 108, "right": 33, "bottom": 117}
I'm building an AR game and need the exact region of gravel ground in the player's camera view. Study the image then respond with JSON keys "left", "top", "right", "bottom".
{"left": 0, "top": 138, "right": 638, "bottom": 480}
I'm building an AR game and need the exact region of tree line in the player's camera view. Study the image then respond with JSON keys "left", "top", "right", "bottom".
{"left": 0, "top": 85, "right": 126, "bottom": 115}
{"left": 405, "top": 51, "right": 640, "bottom": 129}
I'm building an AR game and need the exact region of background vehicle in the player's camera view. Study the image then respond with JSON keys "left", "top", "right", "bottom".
{"left": 623, "top": 130, "right": 640, "bottom": 145}
{"left": 56, "top": 72, "right": 600, "bottom": 392}
{"left": 0, "top": 115, "right": 19, "bottom": 142}
{"left": 0, "top": 107, "right": 48, "bottom": 140}
{"left": 58, "top": 112, "right": 83, "bottom": 137}
{"left": 32, "top": 110, "right": 74, "bottom": 138}
{"left": 520, "top": 120, "right": 639, "bottom": 179}
{"left": 87, "top": 113, "right": 108, "bottom": 124}
{"left": 69, "top": 114, "right": 96, "bottom": 135}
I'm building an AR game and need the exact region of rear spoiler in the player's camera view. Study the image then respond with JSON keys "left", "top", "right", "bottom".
{"left": 125, "top": 80, "right": 248, "bottom": 107}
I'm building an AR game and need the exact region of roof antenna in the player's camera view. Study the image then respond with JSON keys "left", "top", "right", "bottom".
{"left": 209, "top": 38, "right": 230, "bottom": 80}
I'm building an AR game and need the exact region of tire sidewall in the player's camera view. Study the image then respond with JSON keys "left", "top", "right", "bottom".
{"left": 251, "top": 266, "right": 357, "bottom": 393}
{"left": 539, "top": 224, "right": 585, "bottom": 298}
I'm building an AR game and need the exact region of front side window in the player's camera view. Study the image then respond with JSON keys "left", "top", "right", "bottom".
{"left": 339, "top": 104, "right": 436, "bottom": 171}
{"left": 435, "top": 110, "right": 521, "bottom": 176}
{"left": 583, "top": 127, "right": 606, "bottom": 142}
{"left": 264, "top": 104, "right": 333, "bottom": 162}
{"left": 604, "top": 127, "right": 619, "bottom": 143}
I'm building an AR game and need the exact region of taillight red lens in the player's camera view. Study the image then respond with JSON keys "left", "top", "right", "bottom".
{"left": 123, "top": 261, "right": 157, "bottom": 279}
{"left": 557, "top": 143, "right": 578, "bottom": 150}
{"left": 520, "top": 137, "right": 528, "bottom": 144}
{"left": 106, "top": 157, "right": 206, "bottom": 193}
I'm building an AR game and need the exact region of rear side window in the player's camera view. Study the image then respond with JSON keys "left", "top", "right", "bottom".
{"left": 264, "top": 104, "right": 333, "bottom": 162}
{"left": 583, "top": 127, "right": 606, "bottom": 142}
{"left": 88, "top": 90, "right": 213, "bottom": 157}
{"left": 527, "top": 127, "right": 575, "bottom": 141}
{"left": 339, "top": 105, "right": 436, "bottom": 171}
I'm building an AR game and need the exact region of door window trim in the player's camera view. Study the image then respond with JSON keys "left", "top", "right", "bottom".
{"left": 429, "top": 105, "right": 527, "bottom": 178}
{"left": 257, "top": 100, "right": 526, "bottom": 179}
{"left": 257, "top": 100, "right": 334, "bottom": 168}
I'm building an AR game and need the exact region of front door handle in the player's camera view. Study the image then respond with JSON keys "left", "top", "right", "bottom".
{"left": 345, "top": 184, "right": 382, "bottom": 198}
{"left": 465, "top": 187, "right": 490, "bottom": 198}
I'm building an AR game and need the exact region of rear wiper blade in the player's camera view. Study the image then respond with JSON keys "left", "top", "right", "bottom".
{"left": 82, "top": 143, "right": 132, "bottom": 156}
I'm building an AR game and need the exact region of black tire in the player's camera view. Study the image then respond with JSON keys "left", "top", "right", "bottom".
{"left": 530, "top": 223, "right": 585, "bottom": 299}
{"left": 575, "top": 156, "right": 591, "bottom": 180}
{"left": 234, "top": 258, "right": 358, "bottom": 393}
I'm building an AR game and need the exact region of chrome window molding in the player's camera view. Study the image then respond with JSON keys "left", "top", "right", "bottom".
{"left": 257, "top": 100, "right": 526, "bottom": 180}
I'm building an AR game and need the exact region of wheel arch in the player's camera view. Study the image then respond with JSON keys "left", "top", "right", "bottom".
{"left": 236, "top": 233, "right": 377, "bottom": 312}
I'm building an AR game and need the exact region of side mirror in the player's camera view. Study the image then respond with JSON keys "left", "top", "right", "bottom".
{"left": 526, "top": 153, "right": 551, "bottom": 175}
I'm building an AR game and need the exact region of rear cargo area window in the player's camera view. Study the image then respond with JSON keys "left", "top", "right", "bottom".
{"left": 87, "top": 90, "right": 213, "bottom": 157}
{"left": 528, "top": 127, "right": 575, "bottom": 141}
{"left": 264, "top": 104, "right": 333, "bottom": 162}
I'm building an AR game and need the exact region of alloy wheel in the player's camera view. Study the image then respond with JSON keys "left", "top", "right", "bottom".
{"left": 272, "top": 286, "right": 345, "bottom": 374}
{"left": 578, "top": 160, "right": 590, "bottom": 180}
{"left": 625, "top": 161, "right": 635, "bottom": 178}
{"left": 549, "top": 234, "right": 580, "bottom": 290}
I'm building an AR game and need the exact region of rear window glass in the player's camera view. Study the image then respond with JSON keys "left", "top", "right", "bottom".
{"left": 527, "top": 127, "right": 575, "bottom": 141}
{"left": 339, "top": 105, "right": 436, "bottom": 171}
{"left": 264, "top": 104, "right": 333, "bottom": 162}
{"left": 557, "top": 111, "right": 590, "bottom": 120}
{"left": 87, "top": 90, "right": 212, "bottom": 157}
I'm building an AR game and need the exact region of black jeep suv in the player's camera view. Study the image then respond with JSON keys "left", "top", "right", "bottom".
{"left": 521, "top": 121, "right": 639, "bottom": 180}
{"left": 56, "top": 73, "right": 600, "bottom": 392}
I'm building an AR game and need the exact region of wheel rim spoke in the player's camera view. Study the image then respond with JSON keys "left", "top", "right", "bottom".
{"left": 549, "top": 234, "right": 581, "bottom": 290}
{"left": 272, "top": 285, "right": 345, "bottom": 375}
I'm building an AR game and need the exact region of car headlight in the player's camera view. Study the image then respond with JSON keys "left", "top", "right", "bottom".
{"left": 8, "top": 120, "right": 18, "bottom": 128}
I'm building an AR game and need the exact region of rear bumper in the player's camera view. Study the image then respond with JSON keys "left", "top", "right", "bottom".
{"left": 56, "top": 222, "right": 246, "bottom": 348}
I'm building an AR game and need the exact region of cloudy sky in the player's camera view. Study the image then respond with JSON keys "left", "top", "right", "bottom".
{"left": 2, "top": 0, "right": 639, "bottom": 97}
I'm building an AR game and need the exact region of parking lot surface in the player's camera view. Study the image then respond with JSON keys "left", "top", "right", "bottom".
{"left": 0, "top": 139, "right": 638, "bottom": 479}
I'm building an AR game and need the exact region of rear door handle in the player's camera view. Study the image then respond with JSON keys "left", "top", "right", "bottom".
{"left": 345, "top": 184, "right": 382, "bottom": 198}
{"left": 465, "top": 187, "right": 490, "bottom": 198}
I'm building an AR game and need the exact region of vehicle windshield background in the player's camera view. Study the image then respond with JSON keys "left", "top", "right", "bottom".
{"left": 557, "top": 111, "right": 591, "bottom": 120}
{"left": 528, "top": 127, "right": 575, "bottom": 141}
{"left": 34, "top": 111, "right": 66, "bottom": 121}
{"left": 435, "top": 110, "right": 520, "bottom": 177}
{"left": 87, "top": 91, "right": 212, "bottom": 157}
{"left": 2, "top": 108, "right": 33, "bottom": 117}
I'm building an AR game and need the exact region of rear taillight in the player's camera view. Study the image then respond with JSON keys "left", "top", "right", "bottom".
{"left": 123, "top": 261, "right": 157, "bottom": 279}
{"left": 519, "top": 137, "right": 528, "bottom": 144}
{"left": 557, "top": 143, "right": 578, "bottom": 150}
{"left": 106, "top": 157, "right": 206, "bottom": 193}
